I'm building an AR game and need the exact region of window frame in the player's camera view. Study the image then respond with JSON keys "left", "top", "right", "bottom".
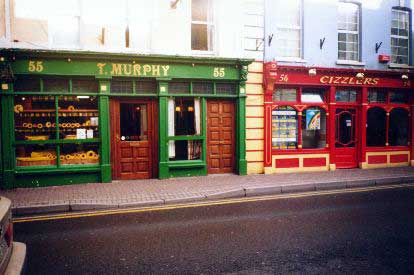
{"left": 390, "top": 8, "right": 411, "bottom": 65}
{"left": 271, "top": 86, "right": 328, "bottom": 153}
{"left": 337, "top": 1, "right": 361, "bottom": 62}
{"left": 366, "top": 89, "right": 410, "bottom": 149}
{"left": 191, "top": 0, "right": 215, "bottom": 53}
{"left": 274, "top": 0, "right": 303, "bottom": 60}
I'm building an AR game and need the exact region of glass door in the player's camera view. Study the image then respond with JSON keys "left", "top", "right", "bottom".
{"left": 334, "top": 107, "right": 358, "bottom": 168}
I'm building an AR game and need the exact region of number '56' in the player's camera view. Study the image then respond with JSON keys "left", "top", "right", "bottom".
{"left": 28, "top": 61, "right": 44, "bottom": 72}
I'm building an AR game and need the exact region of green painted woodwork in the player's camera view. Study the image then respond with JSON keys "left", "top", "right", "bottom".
{"left": 0, "top": 49, "right": 252, "bottom": 188}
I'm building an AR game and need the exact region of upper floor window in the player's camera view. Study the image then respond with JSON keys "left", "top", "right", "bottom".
{"left": 191, "top": 0, "right": 214, "bottom": 51}
{"left": 391, "top": 8, "right": 410, "bottom": 65}
{"left": 48, "top": 0, "right": 80, "bottom": 48}
{"left": 338, "top": 2, "right": 360, "bottom": 61}
{"left": 274, "top": 0, "right": 302, "bottom": 59}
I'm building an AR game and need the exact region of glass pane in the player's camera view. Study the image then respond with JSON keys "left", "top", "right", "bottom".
{"left": 273, "top": 88, "right": 297, "bottom": 102}
{"left": 301, "top": 89, "right": 325, "bottom": 103}
{"left": 390, "top": 91, "right": 408, "bottom": 103}
{"left": 43, "top": 78, "right": 69, "bottom": 92}
{"left": 216, "top": 83, "right": 237, "bottom": 95}
{"left": 193, "top": 82, "right": 213, "bottom": 94}
{"left": 335, "top": 109, "right": 355, "bottom": 147}
{"left": 136, "top": 81, "right": 156, "bottom": 93}
{"left": 272, "top": 106, "right": 297, "bottom": 149}
{"left": 169, "top": 82, "right": 190, "bottom": 94}
{"left": 389, "top": 108, "right": 409, "bottom": 146}
{"left": 60, "top": 143, "right": 100, "bottom": 165}
{"left": 191, "top": 23, "right": 212, "bottom": 51}
{"left": 119, "top": 103, "right": 148, "bottom": 141}
{"left": 72, "top": 79, "right": 98, "bottom": 93}
{"left": 16, "top": 144, "right": 57, "bottom": 167}
{"left": 175, "top": 99, "right": 196, "bottom": 135}
{"left": 368, "top": 90, "right": 386, "bottom": 103}
{"left": 14, "top": 95, "right": 56, "bottom": 141}
{"left": 275, "top": 0, "right": 301, "bottom": 26}
{"left": 335, "top": 90, "right": 357, "bottom": 102}
{"left": 169, "top": 140, "right": 202, "bottom": 161}
{"left": 111, "top": 80, "right": 133, "bottom": 94}
{"left": 58, "top": 96, "right": 99, "bottom": 140}
{"left": 192, "top": 0, "right": 209, "bottom": 21}
{"left": 14, "top": 78, "right": 40, "bottom": 92}
{"left": 366, "top": 107, "right": 386, "bottom": 147}
{"left": 302, "top": 108, "right": 326, "bottom": 148}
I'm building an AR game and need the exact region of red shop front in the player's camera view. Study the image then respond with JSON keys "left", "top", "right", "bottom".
{"left": 263, "top": 62, "right": 414, "bottom": 174}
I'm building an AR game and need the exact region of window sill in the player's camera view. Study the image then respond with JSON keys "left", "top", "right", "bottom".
{"left": 191, "top": 50, "right": 216, "bottom": 56}
{"left": 271, "top": 148, "right": 329, "bottom": 155}
{"left": 336, "top": 60, "right": 365, "bottom": 66}
{"left": 168, "top": 160, "right": 205, "bottom": 168}
{"left": 388, "top": 63, "right": 414, "bottom": 69}
{"left": 274, "top": 57, "right": 307, "bottom": 64}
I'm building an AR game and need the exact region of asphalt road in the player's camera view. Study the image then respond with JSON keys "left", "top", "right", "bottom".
{"left": 14, "top": 185, "right": 414, "bottom": 275}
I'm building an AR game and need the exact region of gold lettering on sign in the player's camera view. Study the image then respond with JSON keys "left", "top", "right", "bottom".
{"left": 319, "top": 75, "right": 380, "bottom": 86}
{"left": 98, "top": 63, "right": 171, "bottom": 77}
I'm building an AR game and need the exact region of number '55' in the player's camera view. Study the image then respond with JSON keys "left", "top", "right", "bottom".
{"left": 28, "top": 61, "right": 44, "bottom": 72}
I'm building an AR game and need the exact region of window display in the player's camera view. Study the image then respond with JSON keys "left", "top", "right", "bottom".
{"left": 16, "top": 145, "right": 57, "bottom": 167}
{"left": 60, "top": 144, "right": 100, "bottom": 165}
{"left": 302, "top": 108, "right": 326, "bottom": 148}
{"left": 272, "top": 106, "right": 298, "bottom": 149}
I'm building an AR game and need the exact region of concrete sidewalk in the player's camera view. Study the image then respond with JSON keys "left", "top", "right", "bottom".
{"left": 2, "top": 167, "right": 414, "bottom": 216}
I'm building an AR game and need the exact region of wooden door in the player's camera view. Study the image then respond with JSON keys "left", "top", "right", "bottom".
{"left": 207, "top": 100, "right": 235, "bottom": 174}
{"left": 110, "top": 100, "right": 157, "bottom": 180}
{"left": 333, "top": 106, "right": 358, "bottom": 168}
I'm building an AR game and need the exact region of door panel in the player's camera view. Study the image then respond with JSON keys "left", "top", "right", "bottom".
{"left": 334, "top": 107, "right": 358, "bottom": 168}
{"left": 110, "top": 100, "right": 156, "bottom": 180}
{"left": 207, "top": 100, "right": 235, "bottom": 174}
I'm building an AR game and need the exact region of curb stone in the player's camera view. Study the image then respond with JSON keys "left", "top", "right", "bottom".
{"left": 205, "top": 189, "right": 246, "bottom": 200}
{"left": 346, "top": 179, "right": 376, "bottom": 188}
{"left": 314, "top": 181, "right": 347, "bottom": 191}
{"left": 13, "top": 203, "right": 70, "bottom": 216}
{"left": 118, "top": 199, "right": 164, "bottom": 209}
{"left": 244, "top": 186, "right": 282, "bottom": 197}
{"left": 281, "top": 183, "right": 316, "bottom": 193}
{"left": 163, "top": 196, "right": 206, "bottom": 204}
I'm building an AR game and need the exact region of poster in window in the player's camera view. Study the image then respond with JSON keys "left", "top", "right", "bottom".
{"left": 306, "top": 109, "right": 321, "bottom": 130}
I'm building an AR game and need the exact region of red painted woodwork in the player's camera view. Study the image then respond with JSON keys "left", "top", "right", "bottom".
{"left": 368, "top": 155, "right": 387, "bottom": 164}
{"left": 110, "top": 99, "right": 158, "bottom": 180}
{"left": 390, "top": 154, "right": 409, "bottom": 163}
{"left": 333, "top": 106, "right": 358, "bottom": 168}
{"left": 207, "top": 100, "right": 235, "bottom": 174}
{"left": 303, "top": 157, "right": 326, "bottom": 167}
{"left": 275, "top": 158, "right": 299, "bottom": 168}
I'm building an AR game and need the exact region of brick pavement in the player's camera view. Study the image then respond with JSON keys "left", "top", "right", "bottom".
{"left": 1, "top": 167, "right": 414, "bottom": 215}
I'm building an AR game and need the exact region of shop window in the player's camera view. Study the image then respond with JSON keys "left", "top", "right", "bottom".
{"left": 216, "top": 83, "right": 237, "bottom": 95}
{"left": 136, "top": 81, "right": 156, "bottom": 93}
{"left": 13, "top": 78, "right": 40, "bottom": 92}
{"left": 60, "top": 143, "right": 100, "bottom": 165}
{"left": 335, "top": 89, "right": 357, "bottom": 102}
{"left": 191, "top": 0, "right": 214, "bottom": 51}
{"left": 366, "top": 107, "right": 386, "bottom": 147}
{"left": 301, "top": 89, "right": 324, "bottom": 103}
{"left": 43, "top": 78, "right": 69, "bottom": 92}
{"left": 193, "top": 82, "right": 213, "bottom": 94}
{"left": 169, "top": 82, "right": 190, "bottom": 94}
{"left": 368, "top": 90, "right": 387, "bottom": 103}
{"left": 301, "top": 108, "right": 326, "bottom": 149}
{"left": 273, "top": 88, "right": 297, "bottom": 102}
{"left": 274, "top": 0, "right": 302, "bottom": 58}
{"left": 272, "top": 106, "right": 297, "bottom": 149}
{"left": 72, "top": 79, "right": 98, "bottom": 93}
{"left": 58, "top": 96, "right": 99, "bottom": 140}
{"left": 389, "top": 108, "right": 409, "bottom": 146}
{"left": 119, "top": 103, "right": 148, "bottom": 141}
{"left": 391, "top": 8, "right": 410, "bottom": 65}
{"left": 111, "top": 80, "right": 133, "bottom": 94}
{"left": 390, "top": 91, "right": 408, "bottom": 103}
{"left": 168, "top": 98, "right": 201, "bottom": 160}
{"left": 338, "top": 2, "right": 360, "bottom": 61}
{"left": 14, "top": 95, "right": 56, "bottom": 141}
{"left": 16, "top": 145, "right": 57, "bottom": 167}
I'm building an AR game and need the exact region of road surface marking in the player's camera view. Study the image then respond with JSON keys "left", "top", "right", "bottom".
{"left": 13, "top": 183, "right": 414, "bottom": 223}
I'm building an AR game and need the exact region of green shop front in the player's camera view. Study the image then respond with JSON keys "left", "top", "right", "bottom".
{"left": 0, "top": 50, "right": 250, "bottom": 188}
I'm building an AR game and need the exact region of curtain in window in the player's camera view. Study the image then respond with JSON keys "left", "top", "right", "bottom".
{"left": 194, "top": 98, "right": 201, "bottom": 135}
{"left": 140, "top": 104, "right": 148, "bottom": 140}
{"left": 168, "top": 99, "right": 175, "bottom": 158}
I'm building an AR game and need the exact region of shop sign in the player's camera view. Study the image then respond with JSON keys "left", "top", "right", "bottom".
{"left": 97, "top": 63, "right": 170, "bottom": 77}
{"left": 320, "top": 76, "right": 379, "bottom": 85}
{"left": 306, "top": 109, "right": 320, "bottom": 130}
{"left": 272, "top": 110, "right": 296, "bottom": 116}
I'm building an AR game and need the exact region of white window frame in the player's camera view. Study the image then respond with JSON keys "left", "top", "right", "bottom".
{"left": 391, "top": 9, "right": 410, "bottom": 65}
{"left": 337, "top": 2, "right": 360, "bottom": 62}
{"left": 191, "top": 0, "right": 215, "bottom": 53}
{"left": 274, "top": 0, "right": 302, "bottom": 60}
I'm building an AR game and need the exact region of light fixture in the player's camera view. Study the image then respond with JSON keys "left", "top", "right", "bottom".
{"left": 308, "top": 68, "right": 317, "bottom": 76}
{"left": 356, "top": 72, "right": 364, "bottom": 79}
{"left": 401, "top": 74, "right": 409, "bottom": 80}
{"left": 175, "top": 106, "right": 181, "bottom": 112}
{"left": 188, "top": 106, "right": 194, "bottom": 112}
{"left": 135, "top": 107, "right": 141, "bottom": 111}
{"left": 77, "top": 96, "right": 90, "bottom": 99}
